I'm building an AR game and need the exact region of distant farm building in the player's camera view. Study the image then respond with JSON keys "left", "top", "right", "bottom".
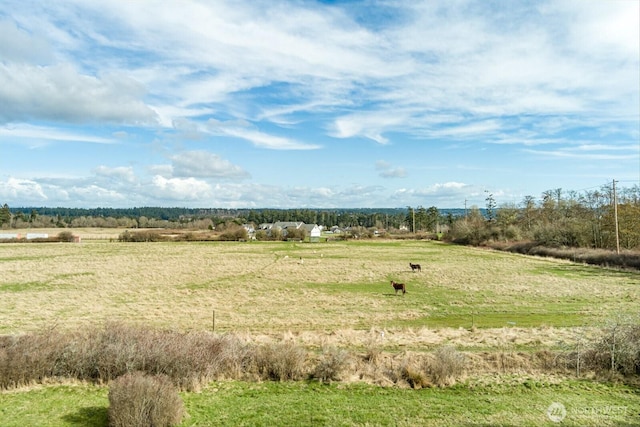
{"left": 26, "top": 233, "right": 49, "bottom": 240}
{"left": 0, "top": 233, "right": 20, "bottom": 240}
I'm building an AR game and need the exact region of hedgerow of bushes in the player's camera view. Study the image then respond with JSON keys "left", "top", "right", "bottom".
{"left": 490, "top": 241, "right": 640, "bottom": 270}
{"left": 1, "top": 321, "right": 639, "bottom": 393}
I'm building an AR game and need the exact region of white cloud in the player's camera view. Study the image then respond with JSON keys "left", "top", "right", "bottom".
{"left": 226, "top": 128, "right": 321, "bottom": 150}
{"left": 206, "top": 120, "right": 321, "bottom": 150}
{"left": 314, "top": 187, "right": 334, "bottom": 198}
{"left": 0, "top": 19, "right": 52, "bottom": 64}
{"left": 68, "top": 184, "right": 126, "bottom": 203}
{"left": 391, "top": 181, "right": 487, "bottom": 207}
{"left": 551, "top": 0, "right": 640, "bottom": 58}
{"left": 0, "top": 124, "right": 117, "bottom": 145}
{"left": 147, "top": 165, "right": 173, "bottom": 178}
{"left": 331, "top": 111, "right": 411, "bottom": 144}
{"left": 0, "top": 63, "right": 157, "bottom": 125}
{"left": 151, "top": 176, "right": 212, "bottom": 201}
{"left": 0, "top": 177, "right": 47, "bottom": 200}
{"left": 524, "top": 148, "right": 638, "bottom": 161}
{"left": 375, "top": 160, "right": 407, "bottom": 178}
{"left": 94, "top": 166, "right": 136, "bottom": 183}
{"left": 170, "top": 150, "right": 250, "bottom": 179}
{"left": 5, "top": 0, "right": 637, "bottom": 142}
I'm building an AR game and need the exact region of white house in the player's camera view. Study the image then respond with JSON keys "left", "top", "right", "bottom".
{"left": 258, "top": 221, "right": 321, "bottom": 240}
{"left": 302, "top": 224, "right": 321, "bottom": 239}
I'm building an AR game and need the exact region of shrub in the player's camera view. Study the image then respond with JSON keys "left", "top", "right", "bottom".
{"left": 118, "top": 230, "right": 164, "bottom": 242}
{"left": 494, "top": 243, "right": 640, "bottom": 270}
{"left": 0, "top": 323, "right": 257, "bottom": 391}
{"left": 585, "top": 317, "right": 640, "bottom": 376}
{"left": 254, "top": 229, "right": 268, "bottom": 241}
{"left": 312, "top": 346, "right": 349, "bottom": 383}
{"left": 219, "top": 226, "right": 248, "bottom": 241}
{"left": 283, "top": 227, "right": 306, "bottom": 241}
{"left": 212, "top": 334, "right": 253, "bottom": 379}
{"left": 57, "top": 231, "right": 75, "bottom": 242}
{"left": 252, "top": 341, "right": 307, "bottom": 381}
{"left": 426, "top": 346, "right": 466, "bottom": 386}
{"left": 0, "top": 329, "right": 67, "bottom": 389}
{"left": 108, "top": 372, "right": 184, "bottom": 427}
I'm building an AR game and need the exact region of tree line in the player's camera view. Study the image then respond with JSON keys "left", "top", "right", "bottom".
{"left": 2, "top": 182, "right": 639, "bottom": 251}
{"left": 450, "top": 184, "right": 640, "bottom": 251}
{"left": 1, "top": 205, "right": 419, "bottom": 231}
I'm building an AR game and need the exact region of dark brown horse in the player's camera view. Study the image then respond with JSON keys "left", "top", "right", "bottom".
{"left": 391, "top": 280, "right": 406, "bottom": 295}
{"left": 409, "top": 262, "right": 421, "bottom": 272}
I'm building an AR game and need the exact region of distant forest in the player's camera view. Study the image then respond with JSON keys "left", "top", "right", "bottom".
{"left": 1, "top": 182, "right": 639, "bottom": 252}
{"left": 1, "top": 205, "right": 464, "bottom": 230}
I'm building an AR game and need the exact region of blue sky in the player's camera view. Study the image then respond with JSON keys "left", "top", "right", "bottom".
{"left": 1, "top": 0, "right": 638, "bottom": 209}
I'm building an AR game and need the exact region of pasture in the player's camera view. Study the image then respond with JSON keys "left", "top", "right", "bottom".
{"left": 1, "top": 238, "right": 638, "bottom": 339}
{"left": 1, "top": 237, "right": 640, "bottom": 425}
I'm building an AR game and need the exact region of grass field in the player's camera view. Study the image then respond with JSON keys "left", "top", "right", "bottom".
{"left": 1, "top": 238, "right": 638, "bottom": 337}
{"left": 1, "top": 379, "right": 638, "bottom": 426}
{"left": 1, "top": 236, "right": 640, "bottom": 425}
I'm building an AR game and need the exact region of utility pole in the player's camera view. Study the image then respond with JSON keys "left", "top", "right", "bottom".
{"left": 613, "top": 179, "right": 620, "bottom": 254}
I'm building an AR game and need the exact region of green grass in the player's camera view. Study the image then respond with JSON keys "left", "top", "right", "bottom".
{"left": 1, "top": 281, "right": 52, "bottom": 293}
{"left": 311, "top": 278, "right": 614, "bottom": 329}
{"left": 0, "top": 384, "right": 108, "bottom": 427}
{"left": 1, "top": 380, "right": 638, "bottom": 426}
{"left": 1, "top": 273, "right": 95, "bottom": 293}
{"left": 534, "top": 264, "right": 640, "bottom": 280}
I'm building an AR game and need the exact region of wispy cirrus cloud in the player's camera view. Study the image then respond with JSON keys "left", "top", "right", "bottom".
{"left": 524, "top": 146, "right": 639, "bottom": 160}
{"left": 206, "top": 119, "right": 321, "bottom": 150}
{"left": 0, "top": 124, "right": 117, "bottom": 145}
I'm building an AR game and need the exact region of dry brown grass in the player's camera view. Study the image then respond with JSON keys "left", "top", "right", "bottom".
{"left": 1, "top": 237, "right": 638, "bottom": 360}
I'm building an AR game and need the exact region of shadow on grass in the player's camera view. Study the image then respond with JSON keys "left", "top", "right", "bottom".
{"left": 62, "top": 406, "right": 108, "bottom": 427}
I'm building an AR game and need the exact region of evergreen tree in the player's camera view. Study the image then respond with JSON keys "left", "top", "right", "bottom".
{"left": 0, "top": 204, "right": 11, "bottom": 226}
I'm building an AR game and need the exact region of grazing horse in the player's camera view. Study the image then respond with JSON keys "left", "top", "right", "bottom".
{"left": 409, "top": 262, "right": 421, "bottom": 272}
{"left": 391, "top": 280, "right": 406, "bottom": 295}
